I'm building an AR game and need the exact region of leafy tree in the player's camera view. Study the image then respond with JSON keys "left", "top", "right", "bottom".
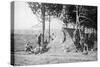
{"left": 72, "top": 5, "right": 97, "bottom": 52}
{"left": 28, "top": 2, "right": 46, "bottom": 49}
{"left": 27, "top": 2, "right": 97, "bottom": 53}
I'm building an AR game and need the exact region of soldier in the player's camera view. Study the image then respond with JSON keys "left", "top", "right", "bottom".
{"left": 38, "top": 33, "right": 42, "bottom": 47}
{"left": 80, "top": 26, "right": 88, "bottom": 55}
{"left": 37, "top": 33, "right": 43, "bottom": 54}
{"left": 25, "top": 41, "right": 33, "bottom": 53}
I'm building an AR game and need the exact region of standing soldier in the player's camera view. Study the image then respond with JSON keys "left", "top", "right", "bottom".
{"left": 38, "top": 33, "right": 42, "bottom": 47}
{"left": 80, "top": 26, "right": 88, "bottom": 54}
{"left": 37, "top": 33, "right": 43, "bottom": 54}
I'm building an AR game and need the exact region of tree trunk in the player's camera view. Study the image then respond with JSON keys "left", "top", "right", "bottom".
{"left": 49, "top": 13, "right": 50, "bottom": 43}
{"left": 73, "top": 5, "right": 78, "bottom": 39}
{"left": 73, "top": 5, "right": 80, "bottom": 51}
{"left": 73, "top": 5, "right": 78, "bottom": 41}
{"left": 41, "top": 3, "right": 45, "bottom": 47}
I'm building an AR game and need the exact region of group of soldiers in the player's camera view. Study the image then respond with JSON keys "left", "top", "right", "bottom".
{"left": 25, "top": 33, "right": 55, "bottom": 54}
{"left": 25, "top": 33, "right": 47, "bottom": 54}
{"left": 73, "top": 26, "right": 97, "bottom": 54}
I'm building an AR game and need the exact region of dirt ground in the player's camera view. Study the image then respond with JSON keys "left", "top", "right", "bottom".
{"left": 13, "top": 51, "right": 97, "bottom": 66}
{"left": 12, "top": 30, "right": 97, "bottom": 66}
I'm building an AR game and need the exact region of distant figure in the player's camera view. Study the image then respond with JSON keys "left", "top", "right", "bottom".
{"left": 62, "top": 30, "right": 66, "bottom": 43}
{"left": 52, "top": 33, "right": 54, "bottom": 36}
{"left": 51, "top": 33, "right": 55, "bottom": 40}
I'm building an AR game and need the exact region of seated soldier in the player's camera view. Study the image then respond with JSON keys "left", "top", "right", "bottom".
{"left": 25, "top": 41, "right": 33, "bottom": 53}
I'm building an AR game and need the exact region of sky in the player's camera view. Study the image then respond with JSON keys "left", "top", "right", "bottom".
{"left": 14, "top": 1, "right": 64, "bottom": 31}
